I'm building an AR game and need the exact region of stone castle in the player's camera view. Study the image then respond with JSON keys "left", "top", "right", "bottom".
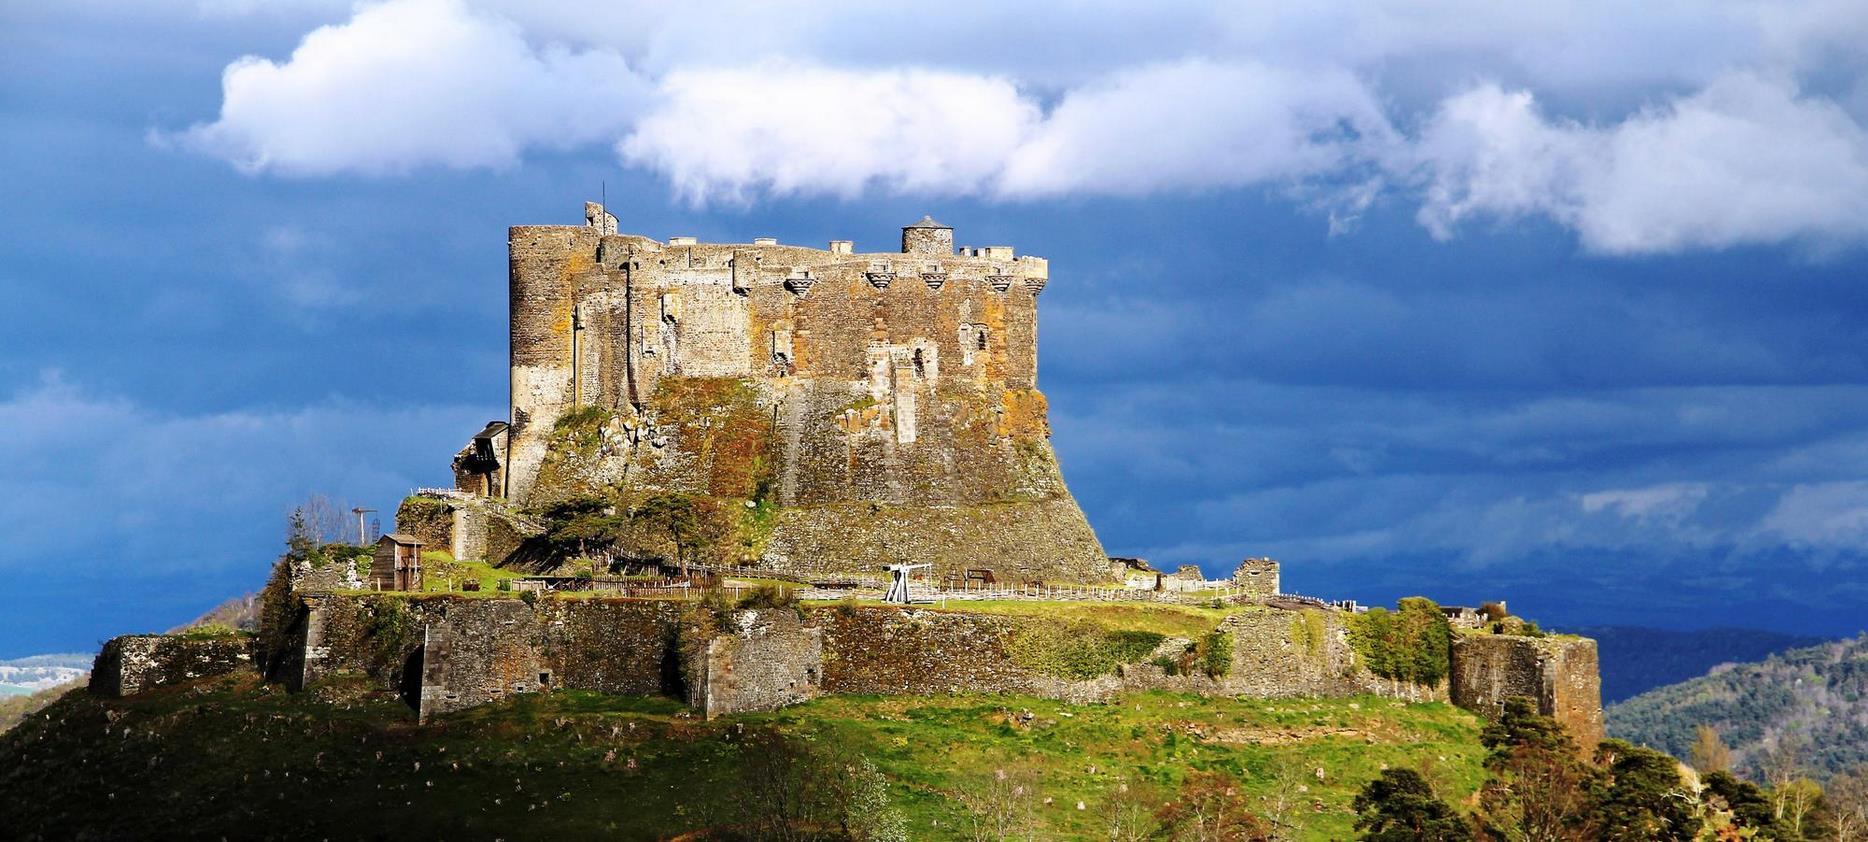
{"left": 87, "top": 203, "right": 1605, "bottom": 754}
{"left": 446, "top": 203, "right": 1105, "bottom": 582}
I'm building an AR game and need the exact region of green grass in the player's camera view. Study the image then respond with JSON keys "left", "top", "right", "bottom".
{"left": 915, "top": 599, "right": 1236, "bottom": 638}
{"left": 0, "top": 674, "right": 1487, "bottom": 840}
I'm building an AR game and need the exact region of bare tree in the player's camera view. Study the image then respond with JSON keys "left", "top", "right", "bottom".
{"left": 1831, "top": 766, "right": 1868, "bottom": 842}
{"left": 1761, "top": 734, "right": 1820, "bottom": 836}
{"left": 286, "top": 493, "right": 356, "bottom": 551}
{"left": 1098, "top": 779, "right": 1161, "bottom": 842}
{"left": 961, "top": 765, "right": 1042, "bottom": 842}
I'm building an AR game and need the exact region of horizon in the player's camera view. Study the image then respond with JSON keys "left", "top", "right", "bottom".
{"left": 6, "top": 0, "right": 1868, "bottom": 656}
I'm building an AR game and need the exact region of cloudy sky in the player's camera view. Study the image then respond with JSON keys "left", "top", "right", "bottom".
{"left": 5, "top": 0, "right": 1868, "bottom": 655}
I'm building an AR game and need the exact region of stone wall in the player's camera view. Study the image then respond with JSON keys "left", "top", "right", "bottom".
{"left": 90, "top": 634, "right": 253, "bottom": 698}
{"left": 492, "top": 208, "right": 1103, "bottom": 585}
{"left": 394, "top": 495, "right": 536, "bottom": 564}
{"left": 695, "top": 608, "right": 823, "bottom": 718}
{"left": 1449, "top": 633, "right": 1604, "bottom": 748}
{"left": 285, "top": 594, "right": 1596, "bottom": 746}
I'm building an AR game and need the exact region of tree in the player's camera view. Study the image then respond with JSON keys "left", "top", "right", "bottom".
{"left": 1353, "top": 768, "right": 1473, "bottom": 841}
{"left": 1156, "top": 771, "right": 1272, "bottom": 841}
{"left": 1688, "top": 724, "right": 1731, "bottom": 775}
{"left": 1829, "top": 765, "right": 1868, "bottom": 842}
{"left": 1594, "top": 740, "right": 1701, "bottom": 842}
{"left": 1476, "top": 698, "right": 1600, "bottom": 841}
{"left": 839, "top": 756, "right": 907, "bottom": 842}
{"left": 1098, "top": 779, "right": 1164, "bottom": 842}
{"left": 1700, "top": 771, "right": 1784, "bottom": 837}
{"left": 1760, "top": 735, "right": 1828, "bottom": 839}
{"left": 960, "top": 765, "right": 1042, "bottom": 842}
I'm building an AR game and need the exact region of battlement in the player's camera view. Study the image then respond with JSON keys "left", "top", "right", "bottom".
{"left": 505, "top": 226, "right": 1049, "bottom": 287}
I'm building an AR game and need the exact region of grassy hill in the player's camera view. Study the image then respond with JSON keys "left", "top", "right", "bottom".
{"left": 1573, "top": 625, "right": 1824, "bottom": 703}
{"left": 0, "top": 673, "right": 1487, "bottom": 840}
{"left": 1607, "top": 633, "right": 1868, "bottom": 778}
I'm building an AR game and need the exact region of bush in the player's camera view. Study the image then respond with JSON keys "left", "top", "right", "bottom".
{"left": 737, "top": 583, "right": 800, "bottom": 611}
{"left": 1201, "top": 629, "right": 1234, "bottom": 678}
{"left": 1350, "top": 597, "right": 1452, "bottom": 686}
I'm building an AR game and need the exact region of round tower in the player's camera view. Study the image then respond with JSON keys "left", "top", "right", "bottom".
{"left": 901, "top": 215, "right": 953, "bottom": 255}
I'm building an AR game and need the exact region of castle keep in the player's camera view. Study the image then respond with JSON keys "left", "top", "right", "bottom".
{"left": 457, "top": 204, "right": 1107, "bottom": 583}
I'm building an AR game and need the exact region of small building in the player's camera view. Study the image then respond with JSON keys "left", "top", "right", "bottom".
{"left": 372, "top": 533, "right": 424, "bottom": 591}
{"left": 1231, "top": 557, "right": 1280, "bottom": 598}
{"left": 452, "top": 421, "right": 509, "bottom": 497}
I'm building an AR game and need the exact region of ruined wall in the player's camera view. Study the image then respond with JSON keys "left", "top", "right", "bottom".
{"left": 495, "top": 209, "right": 1102, "bottom": 584}
{"left": 90, "top": 634, "right": 253, "bottom": 698}
{"left": 394, "top": 495, "right": 535, "bottom": 563}
{"left": 1449, "top": 634, "right": 1604, "bottom": 748}
{"left": 288, "top": 596, "right": 1608, "bottom": 743}
{"left": 696, "top": 608, "right": 823, "bottom": 718}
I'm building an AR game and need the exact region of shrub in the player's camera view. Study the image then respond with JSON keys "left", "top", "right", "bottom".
{"left": 737, "top": 583, "right": 798, "bottom": 609}
{"left": 1350, "top": 597, "right": 1452, "bottom": 686}
{"left": 1201, "top": 629, "right": 1234, "bottom": 678}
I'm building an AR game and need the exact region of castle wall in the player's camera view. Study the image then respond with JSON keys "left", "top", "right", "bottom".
{"left": 89, "top": 634, "right": 253, "bottom": 698}
{"left": 1449, "top": 634, "right": 1604, "bottom": 748}
{"left": 282, "top": 595, "right": 1597, "bottom": 746}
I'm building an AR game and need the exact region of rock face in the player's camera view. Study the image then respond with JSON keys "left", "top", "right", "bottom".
{"left": 1450, "top": 634, "right": 1605, "bottom": 749}
{"left": 470, "top": 207, "right": 1107, "bottom": 584}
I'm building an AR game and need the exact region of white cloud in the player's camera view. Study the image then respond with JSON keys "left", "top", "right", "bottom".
{"left": 619, "top": 64, "right": 1038, "bottom": 204}
{"left": 1414, "top": 74, "right": 1868, "bottom": 253}
{"left": 162, "top": 0, "right": 649, "bottom": 175}
{"left": 162, "top": 0, "right": 1868, "bottom": 252}
{"left": 997, "top": 61, "right": 1393, "bottom": 198}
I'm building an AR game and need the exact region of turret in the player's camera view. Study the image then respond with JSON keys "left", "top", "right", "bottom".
{"left": 901, "top": 215, "right": 953, "bottom": 255}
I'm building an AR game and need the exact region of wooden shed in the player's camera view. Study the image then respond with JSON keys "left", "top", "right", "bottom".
{"left": 372, "top": 533, "right": 424, "bottom": 591}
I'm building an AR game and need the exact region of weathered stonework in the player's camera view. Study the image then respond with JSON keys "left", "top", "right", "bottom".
{"left": 279, "top": 594, "right": 1597, "bottom": 745}
{"left": 481, "top": 206, "right": 1105, "bottom": 584}
{"left": 395, "top": 494, "right": 534, "bottom": 563}
{"left": 1449, "top": 633, "right": 1604, "bottom": 748}
{"left": 694, "top": 608, "right": 822, "bottom": 718}
{"left": 89, "top": 634, "right": 253, "bottom": 698}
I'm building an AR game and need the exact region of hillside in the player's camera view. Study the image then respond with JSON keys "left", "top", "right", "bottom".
{"left": 1607, "top": 633, "right": 1868, "bottom": 778}
{"left": 1573, "top": 626, "right": 1824, "bottom": 703}
{"left": 0, "top": 653, "right": 90, "bottom": 696}
{"left": 0, "top": 673, "right": 1487, "bottom": 840}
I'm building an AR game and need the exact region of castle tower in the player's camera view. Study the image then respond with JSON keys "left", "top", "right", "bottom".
{"left": 477, "top": 203, "right": 1104, "bottom": 584}
{"left": 901, "top": 215, "right": 953, "bottom": 255}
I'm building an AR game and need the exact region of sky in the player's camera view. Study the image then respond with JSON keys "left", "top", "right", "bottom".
{"left": 4, "top": 0, "right": 1868, "bottom": 656}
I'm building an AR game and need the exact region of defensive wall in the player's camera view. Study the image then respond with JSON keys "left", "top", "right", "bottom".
{"left": 88, "top": 594, "right": 1601, "bottom": 747}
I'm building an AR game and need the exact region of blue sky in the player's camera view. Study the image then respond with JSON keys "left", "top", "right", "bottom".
{"left": 5, "top": 0, "right": 1868, "bottom": 656}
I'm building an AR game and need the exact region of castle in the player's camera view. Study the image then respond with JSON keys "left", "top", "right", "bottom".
{"left": 85, "top": 203, "right": 1605, "bottom": 753}
{"left": 444, "top": 203, "right": 1107, "bottom": 583}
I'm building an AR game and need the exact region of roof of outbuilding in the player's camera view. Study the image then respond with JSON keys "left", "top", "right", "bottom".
{"left": 379, "top": 533, "right": 423, "bottom": 545}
